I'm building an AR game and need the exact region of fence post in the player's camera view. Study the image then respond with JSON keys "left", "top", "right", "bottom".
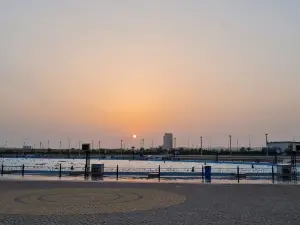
{"left": 272, "top": 165, "right": 274, "bottom": 184}
{"left": 22, "top": 164, "right": 25, "bottom": 177}
{"left": 158, "top": 165, "right": 161, "bottom": 182}
{"left": 237, "top": 166, "right": 240, "bottom": 183}
{"left": 84, "top": 164, "right": 87, "bottom": 178}
{"left": 1, "top": 164, "right": 3, "bottom": 176}
{"left": 59, "top": 164, "right": 62, "bottom": 178}
{"left": 202, "top": 165, "right": 204, "bottom": 181}
{"left": 116, "top": 165, "right": 119, "bottom": 180}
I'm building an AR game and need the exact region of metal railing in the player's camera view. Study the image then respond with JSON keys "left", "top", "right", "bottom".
{"left": 0, "top": 163, "right": 298, "bottom": 184}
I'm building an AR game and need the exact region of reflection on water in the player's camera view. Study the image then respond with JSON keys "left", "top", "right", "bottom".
{"left": 0, "top": 158, "right": 272, "bottom": 172}
{"left": 0, "top": 174, "right": 299, "bottom": 185}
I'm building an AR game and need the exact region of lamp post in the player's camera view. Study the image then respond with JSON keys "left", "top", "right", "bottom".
{"left": 265, "top": 134, "right": 268, "bottom": 156}
{"left": 98, "top": 141, "right": 101, "bottom": 157}
{"left": 174, "top": 138, "right": 177, "bottom": 149}
{"left": 121, "top": 140, "right": 123, "bottom": 158}
{"left": 200, "top": 136, "right": 203, "bottom": 155}
{"left": 229, "top": 135, "right": 232, "bottom": 156}
{"left": 60, "top": 141, "right": 62, "bottom": 155}
{"left": 68, "top": 138, "right": 71, "bottom": 149}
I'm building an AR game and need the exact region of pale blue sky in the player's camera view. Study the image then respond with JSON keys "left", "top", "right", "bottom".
{"left": 0, "top": 1, "right": 300, "bottom": 148}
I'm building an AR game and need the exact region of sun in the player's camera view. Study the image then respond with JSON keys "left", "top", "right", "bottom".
{"left": 133, "top": 134, "right": 137, "bottom": 139}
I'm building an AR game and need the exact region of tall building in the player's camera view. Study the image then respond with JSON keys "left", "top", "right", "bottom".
{"left": 163, "top": 133, "right": 173, "bottom": 151}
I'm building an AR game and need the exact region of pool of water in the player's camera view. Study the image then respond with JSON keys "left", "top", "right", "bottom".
{"left": 0, "top": 157, "right": 273, "bottom": 173}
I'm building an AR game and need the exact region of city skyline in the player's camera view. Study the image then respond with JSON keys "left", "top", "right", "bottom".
{"left": 1, "top": 1, "right": 300, "bottom": 148}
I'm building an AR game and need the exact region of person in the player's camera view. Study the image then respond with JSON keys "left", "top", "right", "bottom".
{"left": 71, "top": 165, "right": 74, "bottom": 170}
{"left": 251, "top": 164, "right": 254, "bottom": 169}
{"left": 192, "top": 166, "right": 195, "bottom": 172}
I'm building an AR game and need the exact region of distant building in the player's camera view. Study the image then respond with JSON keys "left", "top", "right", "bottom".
{"left": 163, "top": 133, "right": 173, "bottom": 151}
{"left": 267, "top": 141, "right": 300, "bottom": 153}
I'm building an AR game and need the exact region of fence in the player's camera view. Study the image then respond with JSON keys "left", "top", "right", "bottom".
{"left": 0, "top": 163, "right": 298, "bottom": 184}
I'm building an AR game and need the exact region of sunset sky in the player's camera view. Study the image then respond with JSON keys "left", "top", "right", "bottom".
{"left": 0, "top": 1, "right": 300, "bottom": 148}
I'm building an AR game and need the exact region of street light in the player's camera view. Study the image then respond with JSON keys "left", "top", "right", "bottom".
{"left": 98, "top": 141, "right": 101, "bottom": 157}
{"left": 229, "top": 135, "right": 232, "bottom": 155}
{"left": 174, "top": 137, "right": 177, "bottom": 149}
{"left": 200, "top": 136, "right": 203, "bottom": 155}
{"left": 68, "top": 138, "right": 71, "bottom": 149}
{"left": 265, "top": 134, "right": 268, "bottom": 156}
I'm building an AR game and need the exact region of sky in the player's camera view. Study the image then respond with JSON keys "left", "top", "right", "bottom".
{"left": 0, "top": 0, "right": 300, "bottom": 149}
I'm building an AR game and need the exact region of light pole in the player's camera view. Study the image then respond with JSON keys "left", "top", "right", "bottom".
{"left": 68, "top": 137, "right": 71, "bottom": 157}
{"left": 48, "top": 140, "right": 50, "bottom": 149}
{"left": 265, "top": 134, "right": 268, "bottom": 156}
{"left": 98, "top": 141, "right": 101, "bottom": 157}
{"left": 68, "top": 138, "right": 71, "bottom": 149}
{"left": 200, "top": 136, "right": 203, "bottom": 155}
{"left": 78, "top": 141, "right": 81, "bottom": 156}
{"left": 121, "top": 140, "right": 123, "bottom": 158}
{"left": 174, "top": 138, "right": 176, "bottom": 149}
{"left": 60, "top": 141, "right": 62, "bottom": 155}
{"left": 229, "top": 135, "right": 232, "bottom": 155}
{"left": 248, "top": 135, "right": 251, "bottom": 149}
{"left": 237, "top": 140, "right": 239, "bottom": 151}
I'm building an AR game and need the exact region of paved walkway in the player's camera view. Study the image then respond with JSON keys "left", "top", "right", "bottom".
{"left": 0, "top": 180, "right": 299, "bottom": 225}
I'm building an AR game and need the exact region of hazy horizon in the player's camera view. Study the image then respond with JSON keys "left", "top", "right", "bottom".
{"left": 1, "top": 1, "right": 300, "bottom": 148}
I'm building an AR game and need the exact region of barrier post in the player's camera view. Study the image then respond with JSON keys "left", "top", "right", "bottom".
{"left": 59, "top": 164, "right": 62, "bottom": 178}
{"left": 272, "top": 165, "right": 274, "bottom": 184}
{"left": 22, "top": 164, "right": 25, "bottom": 177}
{"left": 117, "top": 165, "right": 119, "bottom": 180}
{"left": 158, "top": 165, "right": 161, "bottom": 182}
{"left": 237, "top": 166, "right": 240, "bottom": 183}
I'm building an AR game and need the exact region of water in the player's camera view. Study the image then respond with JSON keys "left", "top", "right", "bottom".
{"left": 0, "top": 157, "right": 273, "bottom": 173}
